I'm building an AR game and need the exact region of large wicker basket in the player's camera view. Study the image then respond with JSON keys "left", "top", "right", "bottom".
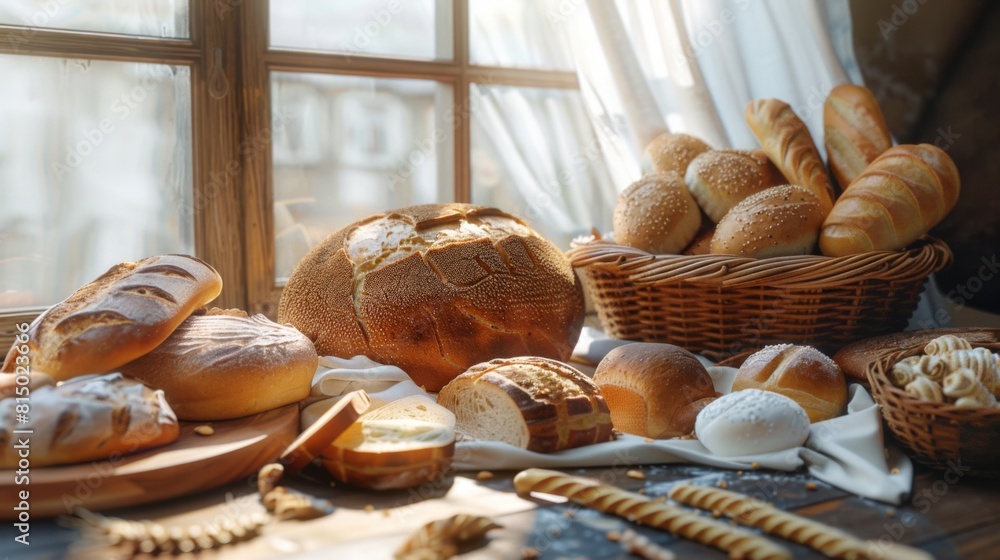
{"left": 867, "top": 342, "right": 1000, "bottom": 476}
{"left": 567, "top": 235, "right": 952, "bottom": 361}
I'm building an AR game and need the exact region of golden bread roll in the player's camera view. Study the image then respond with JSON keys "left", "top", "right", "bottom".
{"left": 437, "top": 357, "right": 613, "bottom": 453}
{"left": 685, "top": 149, "right": 785, "bottom": 222}
{"left": 824, "top": 83, "right": 893, "bottom": 189}
{"left": 613, "top": 173, "right": 701, "bottom": 254}
{"left": 819, "top": 144, "right": 960, "bottom": 256}
{"left": 0, "top": 373, "right": 178, "bottom": 468}
{"left": 593, "top": 343, "right": 717, "bottom": 439}
{"left": 745, "top": 98, "right": 836, "bottom": 212}
{"left": 733, "top": 344, "right": 847, "bottom": 423}
{"left": 278, "top": 204, "right": 585, "bottom": 392}
{"left": 642, "top": 132, "right": 712, "bottom": 176}
{"left": 1, "top": 255, "right": 222, "bottom": 380}
{"left": 710, "top": 185, "right": 825, "bottom": 258}
{"left": 119, "top": 308, "right": 318, "bottom": 421}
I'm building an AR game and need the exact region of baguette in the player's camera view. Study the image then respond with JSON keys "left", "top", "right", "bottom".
{"left": 745, "top": 99, "right": 836, "bottom": 212}
{"left": 513, "top": 468, "right": 790, "bottom": 560}
{"left": 819, "top": 144, "right": 960, "bottom": 256}
{"left": 669, "top": 483, "right": 932, "bottom": 560}
{"left": 2, "top": 255, "right": 222, "bottom": 380}
{"left": 824, "top": 84, "right": 893, "bottom": 189}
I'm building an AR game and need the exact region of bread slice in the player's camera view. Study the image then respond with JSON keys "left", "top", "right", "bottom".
{"left": 319, "top": 396, "right": 455, "bottom": 490}
{"left": 437, "top": 357, "right": 614, "bottom": 453}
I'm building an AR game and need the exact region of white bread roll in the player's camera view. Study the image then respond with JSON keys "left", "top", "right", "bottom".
{"left": 119, "top": 308, "right": 318, "bottom": 421}
{"left": 613, "top": 173, "right": 701, "bottom": 254}
{"left": 278, "top": 204, "right": 585, "bottom": 392}
{"left": 320, "top": 395, "right": 455, "bottom": 490}
{"left": 695, "top": 389, "right": 810, "bottom": 456}
{"left": 2, "top": 255, "right": 222, "bottom": 380}
{"left": 642, "top": 132, "right": 712, "bottom": 176}
{"left": 0, "top": 373, "right": 178, "bottom": 468}
{"left": 733, "top": 344, "right": 846, "bottom": 423}
{"left": 593, "top": 343, "right": 718, "bottom": 439}
{"left": 685, "top": 149, "right": 785, "bottom": 223}
{"left": 710, "top": 185, "right": 825, "bottom": 258}
{"left": 437, "top": 357, "right": 613, "bottom": 453}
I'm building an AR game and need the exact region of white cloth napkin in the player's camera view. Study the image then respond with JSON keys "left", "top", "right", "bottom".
{"left": 301, "top": 345, "right": 913, "bottom": 505}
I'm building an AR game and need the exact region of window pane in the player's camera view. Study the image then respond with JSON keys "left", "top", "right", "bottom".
{"left": 0, "top": 55, "right": 193, "bottom": 309}
{"left": 0, "top": 0, "right": 188, "bottom": 38}
{"left": 270, "top": 0, "right": 446, "bottom": 60}
{"left": 471, "top": 85, "right": 614, "bottom": 249}
{"left": 470, "top": 0, "right": 574, "bottom": 70}
{"left": 272, "top": 72, "right": 453, "bottom": 282}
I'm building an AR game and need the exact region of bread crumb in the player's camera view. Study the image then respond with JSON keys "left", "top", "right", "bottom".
{"left": 549, "top": 528, "right": 561, "bottom": 538}
{"left": 194, "top": 425, "right": 214, "bottom": 436}
{"left": 891, "top": 467, "right": 900, "bottom": 475}
{"left": 644, "top": 438, "right": 655, "bottom": 443}
{"left": 476, "top": 470, "right": 494, "bottom": 481}
{"left": 737, "top": 471, "right": 744, "bottom": 477}
{"left": 717, "top": 481, "right": 728, "bottom": 489}
{"left": 382, "top": 509, "right": 391, "bottom": 517}
{"left": 626, "top": 470, "right": 646, "bottom": 480}
{"left": 563, "top": 510, "right": 575, "bottom": 518}
{"left": 805, "top": 482, "right": 818, "bottom": 491}
{"left": 886, "top": 508, "right": 896, "bottom": 518}
{"left": 364, "top": 504, "right": 375, "bottom": 513}
{"left": 750, "top": 462, "right": 760, "bottom": 469}
{"left": 606, "top": 530, "right": 622, "bottom": 542}
{"left": 638, "top": 488, "right": 646, "bottom": 494}
{"left": 522, "top": 547, "right": 540, "bottom": 559}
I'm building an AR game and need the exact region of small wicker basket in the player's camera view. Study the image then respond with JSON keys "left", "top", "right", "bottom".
{"left": 867, "top": 342, "right": 1000, "bottom": 477}
{"left": 567, "top": 235, "right": 952, "bottom": 361}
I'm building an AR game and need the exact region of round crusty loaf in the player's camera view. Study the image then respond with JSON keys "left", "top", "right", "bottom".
{"left": 119, "top": 308, "right": 318, "bottom": 421}
{"left": 710, "top": 185, "right": 825, "bottom": 258}
{"left": 642, "top": 132, "right": 712, "bottom": 176}
{"left": 278, "top": 204, "right": 585, "bottom": 392}
{"left": 732, "top": 344, "right": 847, "bottom": 423}
{"left": 593, "top": 343, "right": 717, "bottom": 439}
{"left": 1, "top": 254, "right": 222, "bottom": 380}
{"left": 613, "top": 173, "right": 701, "bottom": 254}
{"left": 685, "top": 149, "right": 785, "bottom": 223}
{"left": 437, "top": 357, "right": 613, "bottom": 453}
{"left": 0, "top": 373, "right": 179, "bottom": 468}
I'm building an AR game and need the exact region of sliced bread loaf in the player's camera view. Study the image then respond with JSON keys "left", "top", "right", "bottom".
{"left": 320, "top": 395, "right": 455, "bottom": 490}
{"left": 437, "top": 357, "right": 614, "bottom": 453}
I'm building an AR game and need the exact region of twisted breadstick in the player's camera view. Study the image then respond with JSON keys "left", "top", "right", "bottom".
{"left": 668, "top": 484, "right": 932, "bottom": 560}
{"left": 513, "top": 469, "right": 790, "bottom": 560}
{"left": 905, "top": 376, "right": 943, "bottom": 403}
{"left": 924, "top": 335, "right": 972, "bottom": 355}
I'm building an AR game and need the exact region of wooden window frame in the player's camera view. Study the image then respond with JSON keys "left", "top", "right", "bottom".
{"left": 0, "top": 0, "right": 578, "bottom": 349}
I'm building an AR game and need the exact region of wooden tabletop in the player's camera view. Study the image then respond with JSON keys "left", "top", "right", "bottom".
{"left": 7, "top": 459, "right": 1000, "bottom": 559}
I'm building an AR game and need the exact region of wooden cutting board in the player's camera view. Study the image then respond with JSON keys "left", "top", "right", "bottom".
{"left": 0, "top": 404, "right": 298, "bottom": 520}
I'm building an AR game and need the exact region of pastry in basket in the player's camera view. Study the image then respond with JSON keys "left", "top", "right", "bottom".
{"left": 823, "top": 83, "right": 893, "bottom": 189}
{"left": 819, "top": 143, "right": 960, "bottom": 256}
{"left": 685, "top": 149, "right": 785, "bottom": 223}
{"left": 593, "top": 343, "right": 718, "bottom": 439}
{"left": 0, "top": 373, "right": 178, "bottom": 468}
{"left": 119, "top": 308, "right": 318, "bottom": 421}
{"left": 1, "top": 255, "right": 222, "bottom": 380}
{"left": 278, "top": 203, "right": 584, "bottom": 392}
{"left": 613, "top": 173, "right": 701, "bottom": 254}
{"left": 732, "top": 344, "right": 846, "bottom": 423}
{"left": 695, "top": 389, "right": 810, "bottom": 456}
{"left": 437, "top": 357, "right": 613, "bottom": 453}
{"left": 888, "top": 334, "right": 1000, "bottom": 408}
{"left": 710, "top": 185, "right": 826, "bottom": 258}
{"left": 642, "top": 132, "right": 712, "bottom": 177}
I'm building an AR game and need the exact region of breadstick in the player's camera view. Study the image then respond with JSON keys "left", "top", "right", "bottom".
{"left": 669, "top": 484, "right": 932, "bottom": 560}
{"left": 513, "top": 468, "right": 790, "bottom": 560}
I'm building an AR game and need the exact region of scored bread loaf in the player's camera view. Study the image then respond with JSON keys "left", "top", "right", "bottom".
{"left": 733, "top": 344, "right": 847, "bottom": 423}
{"left": 824, "top": 83, "right": 893, "bottom": 189}
{"left": 685, "top": 149, "right": 785, "bottom": 223}
{"left": 119, "top": 308, "right": 318, "bottom": 421}
{"left": 437, "top": 357, "right": 613, "bottom": 453}
{"left": 278, "top": 204, "right": 585, "bottom": 392}
{"left": 710, "top": 185, "right": 825, "bottom": 258}
{"left": 745, "top": 99, "right": 836, "bottom": 212}
{"left": 593, "top": 343, "right": 717, "bottom": 439}
{"left": 819, "top": 143, "right": 960, "bottom": 256}
{"left": 1, "top": 255, "right": 222, "bottom": 380}
{"left": 642, "top": 132, "right": 712, "bottom": 176}
{"left": 320, "top": 395, "right": 455, "bottom": 490}
{"left": 613, "top": 173, "right": 701, "bottom": 254}
{"left": 0, "top": 373, "right": 179, "bottom": 468}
